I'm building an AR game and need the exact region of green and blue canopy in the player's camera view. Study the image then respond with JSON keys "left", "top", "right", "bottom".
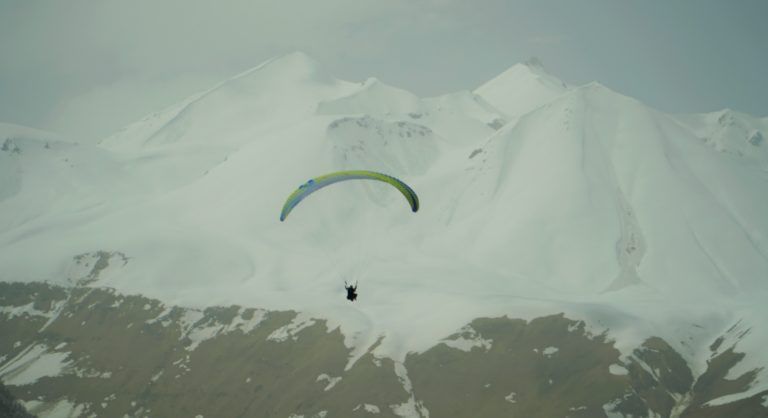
{"left": 280, "top": 170, "right": 419, "bottom": 221}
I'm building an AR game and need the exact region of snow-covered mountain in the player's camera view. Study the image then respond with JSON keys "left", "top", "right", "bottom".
{"left": 1, "top": 52, "right": 767, "bottom": 417}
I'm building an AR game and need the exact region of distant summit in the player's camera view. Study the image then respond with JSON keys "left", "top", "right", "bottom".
{"left": 234, "top": 51, "right": 335, "bottom": 85}
{"left": 474, "top": 58, "right": 569, "bottom": 118}
{"left": 523, "top": 56, "right": 545, "bottom": 70}
{"left": 317, "top": 77, "right": 423, "bottom": 117}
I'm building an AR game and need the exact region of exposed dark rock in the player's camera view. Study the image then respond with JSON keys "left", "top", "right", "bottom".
{"left": 486, "top": 118, "right": 505, "bottom": 130}
{"left": 0, "top": 380, "right": 35, "bottom": 417}
{"left": 406, "top": 315, "right": 627, "bottom": 418}
{"left": 1, "top": 282, "right": 767, "bottom": 418}
{"left": 468, "top": 148, "right": 483, "bottom": 159}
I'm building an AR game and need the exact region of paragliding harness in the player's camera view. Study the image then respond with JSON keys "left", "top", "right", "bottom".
{"left": 344, "top": 281, "right": 358, "bottom": 302}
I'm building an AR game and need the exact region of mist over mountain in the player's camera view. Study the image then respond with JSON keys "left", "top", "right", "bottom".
{"left": 1, "top": 52, "right": 767, "bottom": 417}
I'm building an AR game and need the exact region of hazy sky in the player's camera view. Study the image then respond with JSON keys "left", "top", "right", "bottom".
{"left": 1, "top": 0, "right": 766, "bottom": 140}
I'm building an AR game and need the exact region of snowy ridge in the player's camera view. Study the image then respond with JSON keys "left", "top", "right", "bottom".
{"left": 102, "top": 52, "right": 352, "bottom": 150}
{"left": 94, "top": 52, "right": 361, "bottom": 191}
{"left": 1, "top": 52, "right": 768, "bottom": 407}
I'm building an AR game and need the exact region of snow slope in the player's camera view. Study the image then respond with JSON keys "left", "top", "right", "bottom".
{"left": 0, "top": 123, "right": 143, "bottom": 247}
{"left": 1, "top": 52, "right": 767, "bottom": 401}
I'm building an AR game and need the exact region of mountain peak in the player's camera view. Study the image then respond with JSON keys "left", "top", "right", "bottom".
{"left": 495, "top": 57, "right": 555, "bottom": 80}
{"left": 102, "top": 51, "right": 348, "bottom": 150}
{"left": 577, "top": 81, "right": 632, "bottom": 99}
{"left": 362, "top": 77, "right": 382, "bottom": 87}
{"left": 474, "top": 59, "right": 569, "bottom": 118}
{"left": 316, "top": 76, "right": 422, "bottom": 116}
{"left": 269, "top": 51, "right": 322, "bottom": 70}
{"left": 232, "top": 51, "right": 333, "bottom": 85}
{"left": 523, "top": 56, "right": 545, "bottom": 70}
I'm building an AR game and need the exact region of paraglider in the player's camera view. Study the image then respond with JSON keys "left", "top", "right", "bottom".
{"left": 280, "top": 170, "right": 418, "bottom": 302}
{"left": 344, "top": 281, "right": 358, "bottom": 302}
{"left": 279, "top": 170, "right": 419, "bottom": 221}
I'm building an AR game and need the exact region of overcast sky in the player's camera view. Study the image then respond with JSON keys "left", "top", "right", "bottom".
{"left": 1, "top": 0, "right": 767, "bottom": 141}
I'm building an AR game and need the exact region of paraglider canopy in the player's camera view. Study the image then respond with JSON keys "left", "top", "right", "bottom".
{"left": 279, "top": 170, "right": 419, "bottom": 221}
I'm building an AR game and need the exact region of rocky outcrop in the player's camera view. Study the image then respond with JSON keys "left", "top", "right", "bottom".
{"left": 1, "top": 282, "right": 766, "bottom": 418}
